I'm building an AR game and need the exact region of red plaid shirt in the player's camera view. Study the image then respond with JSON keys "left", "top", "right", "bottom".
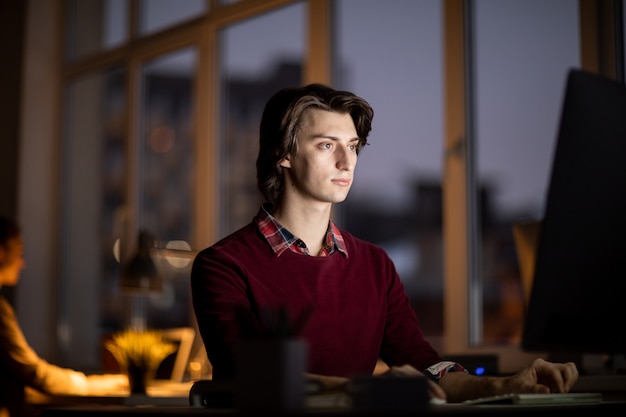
{"left": 256, "top": 204, "right": 348, "bottom": 258}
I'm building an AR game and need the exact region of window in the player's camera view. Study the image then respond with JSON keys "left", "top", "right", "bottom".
{"left": 136, "top": 48, "right": 197, "bottom": 329}
{"left": 140, "top": 0, "right": 207, "bottom": 36}
{"left": 473, "top": 0, "right": 580, "bottom": 346}
{"left": 57, "top": 2, "right": 203, "bottom": 370}
{"left": 219, "top": 3, "right": 306, "bottom": 235}
{"left": 61, "top": 67, "right": 127, "bottom": 368}
{"left": 65, "top": 0, "right": 129, "bottom": 60}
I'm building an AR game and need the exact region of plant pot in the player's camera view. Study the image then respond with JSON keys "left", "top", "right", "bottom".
{"left": 126, "top": 362, "right": 155, "bottom": 395}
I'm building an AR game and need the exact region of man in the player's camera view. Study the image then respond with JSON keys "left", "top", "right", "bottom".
{"left": 191, "top": 84, "right": 578, "bottom": 403}
{"left": 0, "top": 216, "right": 125, "bottom": 416}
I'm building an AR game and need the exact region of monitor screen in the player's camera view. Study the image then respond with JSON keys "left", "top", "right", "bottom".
{"left": 521, "top": 69, "right": 626, "bottom": 356}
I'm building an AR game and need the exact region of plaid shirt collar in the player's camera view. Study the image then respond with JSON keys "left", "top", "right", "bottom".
{"left": 255, "top": 204, "right": 348, "bottom": 258}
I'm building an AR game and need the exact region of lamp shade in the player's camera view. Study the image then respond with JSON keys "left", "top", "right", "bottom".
{"left": 121, "top": 230, "right": 163, "bottom": 293}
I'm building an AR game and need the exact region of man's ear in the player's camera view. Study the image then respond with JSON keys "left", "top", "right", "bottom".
{"left": 278, "top": 155, "right": 291, "bottom": 169}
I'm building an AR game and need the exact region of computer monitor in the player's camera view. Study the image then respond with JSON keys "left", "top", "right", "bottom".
{"left": 521, "top": 69, "right": 626, "bottom": 360}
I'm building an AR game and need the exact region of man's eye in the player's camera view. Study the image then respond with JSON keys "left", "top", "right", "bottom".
{"left": 348, "top": 144, "right": 357, "bottom": 151}
{"left": 320, "top": 143, "right": 332, "bottom": 150}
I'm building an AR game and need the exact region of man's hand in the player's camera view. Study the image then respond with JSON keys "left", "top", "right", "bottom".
{"left": 438, "top": 357, "right": 579, "bottom": 403}
{"left": 503, "top": 357, "right": 579, "bottom": 394}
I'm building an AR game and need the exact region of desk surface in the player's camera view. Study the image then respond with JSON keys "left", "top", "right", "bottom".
{"left": 38, "top": 401, "right": 626, "bottom": 416}
{"left": 30, "top": 374, "right": 626, "bottom": 416}
{"left": 26, "top": 378, "right": 193, "bottom": 408}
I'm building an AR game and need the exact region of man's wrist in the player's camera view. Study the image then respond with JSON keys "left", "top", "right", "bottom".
{"left": 424, "top": 361, "right": 467, "bottom": 382}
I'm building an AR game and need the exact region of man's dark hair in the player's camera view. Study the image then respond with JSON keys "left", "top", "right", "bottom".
{"left": 256, "top": 83, "right": 374, "bottom": 205}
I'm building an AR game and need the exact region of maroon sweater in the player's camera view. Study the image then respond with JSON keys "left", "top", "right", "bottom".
{"left": 191, "top": 220, "right": 443, "bottom": 381}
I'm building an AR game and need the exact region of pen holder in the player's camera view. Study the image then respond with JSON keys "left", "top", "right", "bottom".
{"left": 235, "top": 338, "right": 308, "bottom": 413}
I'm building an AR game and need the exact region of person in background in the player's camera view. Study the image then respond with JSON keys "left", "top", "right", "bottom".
{"left": 0, "top": 216, "right": 124, "bottom": 417}
{"left": 190, "top": 84, "right": 578, "bottom": 403}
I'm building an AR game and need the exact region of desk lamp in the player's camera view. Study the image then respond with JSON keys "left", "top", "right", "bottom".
{"left": 119, "top": 230, "right": 196, "bottom": 331}
{"left": 121, "top": 229, "right": 163, "bottom": 292}
{"left": 121, "top": 230, "right": 163, "bottom": 331}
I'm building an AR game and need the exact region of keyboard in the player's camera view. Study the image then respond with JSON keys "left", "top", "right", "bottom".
{"left": 463, "top": 392, "right": 603, "bottom": 405}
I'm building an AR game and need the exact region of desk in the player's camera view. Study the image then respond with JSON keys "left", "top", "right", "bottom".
{"left": 25, "top": 379, "right": 193, "bottom": 416}
{"left": 32, "top": 375, "right": 626, "bottom": 417}
{"left": 37, "top": 401, "right": 626, "bottom": 416}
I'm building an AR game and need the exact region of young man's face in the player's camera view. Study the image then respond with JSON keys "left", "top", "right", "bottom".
{"left": 0, "top": 236, "right": 25, "bottom": 287}
{"left": 279, "top": 109, "right": 360, "bottom": 206}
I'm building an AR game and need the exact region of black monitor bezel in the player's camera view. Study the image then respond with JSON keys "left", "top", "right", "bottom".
{"left": 521, "top": 68, "right": 626, "bottom": 356}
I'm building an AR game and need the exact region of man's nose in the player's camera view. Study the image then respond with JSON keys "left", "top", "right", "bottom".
{"left": 336, "top": 147, "right": 355, "bottom": 170}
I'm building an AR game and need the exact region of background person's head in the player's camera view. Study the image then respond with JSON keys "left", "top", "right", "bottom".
{"left": 256, "top": 83, "right": 374, "bottom": 206}
{"left": 0, "top": 216, "right": 24, "bottom": 288}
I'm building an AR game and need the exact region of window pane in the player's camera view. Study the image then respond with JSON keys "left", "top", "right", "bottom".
{"left": 61, "top": 67, "right": 126, "bottom": 370}
{"left": 137, "top": 48, "right": 197, "bottom": 329}
{"left": 65, "top": 0, "right": 129, "bottom": 61}
{"left": 139, "top": 0, "right": 207, "bottom": 36}
{"left": 474, "top": 0, "right": 580, "bottom": 345}
{"left": 335, "top": 0, "right": 445, "bottom": 347}
{"left": 219, "top": 3, "right": 305, "bottom": 235}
